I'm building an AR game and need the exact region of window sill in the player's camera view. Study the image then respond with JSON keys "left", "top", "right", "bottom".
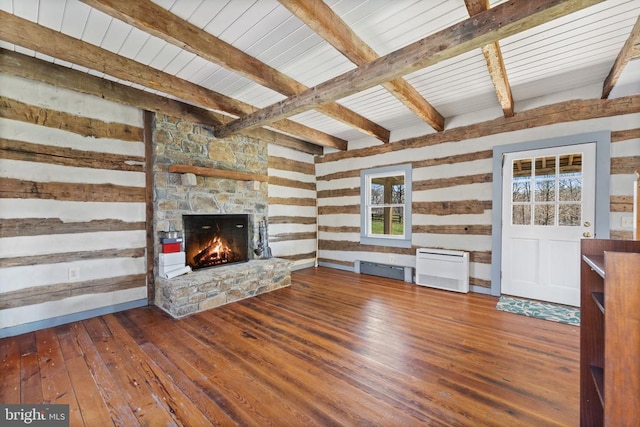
{"left": 360, "top": 236, "right": 412, "bottom": 249}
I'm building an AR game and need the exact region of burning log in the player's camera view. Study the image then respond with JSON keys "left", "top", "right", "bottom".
{"left": 193, "top": 237, "right": 231, "bottom": 267}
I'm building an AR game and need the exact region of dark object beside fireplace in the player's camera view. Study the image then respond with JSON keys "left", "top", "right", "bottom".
{"left": 183, "top": 214, "right": 249, "bottom": 270}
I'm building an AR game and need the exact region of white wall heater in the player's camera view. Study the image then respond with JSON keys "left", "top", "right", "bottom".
{"left": 415, "top": 248, "right": 469, "bottom": 293}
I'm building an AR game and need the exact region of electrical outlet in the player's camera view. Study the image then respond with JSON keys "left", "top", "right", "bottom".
{"left": 621, "top": 216, "right": 634, "bottom": 228}
{"left": 68, "top": 266, "right": 80, "bottom": 281}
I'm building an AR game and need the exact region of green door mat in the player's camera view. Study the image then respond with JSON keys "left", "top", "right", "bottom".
{"left": 496, "top": 296, "right": 580, "bottom": 326}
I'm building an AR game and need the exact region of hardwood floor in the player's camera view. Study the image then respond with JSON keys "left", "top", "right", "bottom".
{"left": 0, "top": 267, "right": 579, "bottom": 426}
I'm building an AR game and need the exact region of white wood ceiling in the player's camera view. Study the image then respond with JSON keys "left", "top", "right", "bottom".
{"left": 1, "top": 0, "right": 639, "bottom": 146}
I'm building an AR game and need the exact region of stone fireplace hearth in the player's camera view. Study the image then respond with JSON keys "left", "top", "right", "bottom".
{"left": 152, "top": 113, "right": 291, "bottom": 318}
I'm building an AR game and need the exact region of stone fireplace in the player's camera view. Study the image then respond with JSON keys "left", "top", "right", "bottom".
{"left": 152, "top": 114, "right": 291, "bottom": 318}
{"left": 184, "top": 214, "right": 249, "bottom": 270}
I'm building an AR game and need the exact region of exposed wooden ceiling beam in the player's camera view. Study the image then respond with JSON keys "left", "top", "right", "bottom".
{"left": 278, "top": 0, "right": 445, "bottom": 133}
{"left": 215, "top": 0, "right": 602, "bottom": 138}
{"left": 0, "top": 49, "right": 323, "bottom": 155}
{"left": 81, "top": 0, "right": 389, "bottom": 144}
{"left": 0, "top": 10, "right": 346, "bottom": 151}
{"left": 464, "top": 0, "right": 515, "bottom": 117}
{"left": 602, "top": 15, "right": 640, "bottom": 99}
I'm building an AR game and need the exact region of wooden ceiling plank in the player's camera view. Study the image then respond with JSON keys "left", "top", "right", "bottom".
{"left": 215, "top": 0, "right": 602, "bottom": 138}
{"left": 0, "top": 48, "right": 322, "bottom": 155}
{"left": 0, "top": 10, "right": 346, "bottom": 150}
{"left": 602, "top": 15, "right": 640, "bottom": 99}
{"left": 81, "top": 0, "right": 388, "bottom": 143}
{"left": 465, "top": 0, "right": 515, "bottom": 117}
{"left": 279, "top": 0, "right": 445, "bottom": 132}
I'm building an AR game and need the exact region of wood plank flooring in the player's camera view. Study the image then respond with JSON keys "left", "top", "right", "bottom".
{"left": 0, "top": 267, "right": 580, "bottom": 426}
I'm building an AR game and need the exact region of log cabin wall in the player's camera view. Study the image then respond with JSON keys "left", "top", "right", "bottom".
{"left": 316, "top": 96, "right": 640, "bottom": 292}
{"left": 0, "top": 73, "right": 148, "bottom": 338}
{"left": 268, "top": 144, "right": 317, "bottom": 270}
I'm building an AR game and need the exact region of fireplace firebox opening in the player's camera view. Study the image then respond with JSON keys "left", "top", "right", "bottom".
{"left": 183, "top": 214, "right": 249, "bottom": 270}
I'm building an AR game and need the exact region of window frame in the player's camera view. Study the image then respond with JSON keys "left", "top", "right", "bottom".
{"left": 360, "top": 164, "right": 412, "bottom": 248}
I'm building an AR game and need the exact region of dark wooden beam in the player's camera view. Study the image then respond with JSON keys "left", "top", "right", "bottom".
{"left": 602, "top": 15, "right": 640, "bottom": 99}
{"left": 279, "top": 0, "right": 445, "bottom": 133}
{"left": 81, "top": 0, "right": 389, "bottom": 143}
{"left": 215, "top": 0, "right": 602, "bottom": 137}
{"left": 0, "top": 48, "right": 323, "bottom": 155}
{"left": 144, "top": 110, "right": 155, "bottom": 305}
{"left": 464, "top": 0, "right": 515, "bottom": 117}
{"left": 0, "top": 11, "right": 346, "bottom": 150}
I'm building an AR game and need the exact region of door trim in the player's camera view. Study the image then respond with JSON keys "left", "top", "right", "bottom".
{"left": 490, "top": 131, "right": 610, "bottom": 297}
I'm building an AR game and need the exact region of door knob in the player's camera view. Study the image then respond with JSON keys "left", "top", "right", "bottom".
{"left": 583, "top": 232, "right": 592, "bottom": 238}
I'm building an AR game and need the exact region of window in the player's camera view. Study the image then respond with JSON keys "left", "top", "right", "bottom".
{"left": 511, "top": 153, "right": 583, "bottom": 227}
{"left": 360, "top": 164, "right": 412, "bottom": 248}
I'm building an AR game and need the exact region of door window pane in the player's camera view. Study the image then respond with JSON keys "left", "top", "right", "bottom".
{"left": 535, "top": 156, "right": 556, "bottom": 177}
{"left": 559, "top": 178, "right": 582, "bottom": 201}
{"left": 535, "top": 180, "right": 555, "bottom": 202}
{"left": 534, "top": 204, "right": 555, "bottom": 226}
{"left": 512, "top": 204, "right": 531, "bottom": 225}
{"left": 559, "top": 204, "right": 581, "bottom": 226}
{"left": 512, "top": 158, "right": 532, "bottom": 178}
{"left": 512, "top": 180, "right": 531, "bottom": 202}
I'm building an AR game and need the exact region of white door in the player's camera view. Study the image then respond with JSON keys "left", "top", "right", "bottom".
{"left": 501, "top": 143, "right": 596, "bottom": 306}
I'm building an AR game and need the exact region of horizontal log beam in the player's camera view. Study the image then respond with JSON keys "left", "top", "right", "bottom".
{"left": 0, "top": 96, "right": 143, "bottom": 141}
{"left": 412, "top": 225, "right": 492, "bottom": 235}
{"left": 268, "top": 197, "right": 317, "bottom": 207}
{"left": 0, "top": 13, "right": 346, "bottom": 150}
{"left": 269, "top": 232, "right": 317, "bottom": 243}
{"left": 0, "top": 178, "right": 145, "bottom": 202}
{"left": 413, "top": 173, "right": 493, "bottom": 191}
{"left": 317, "top": 240, "right": 492, "bottom": 264}
{"left": 317, "top": 205, "right": 360, "bottom": 215}
{"left": 413, "top": 200, "right": 493, "bottom": 216}
{"left": 318, "top": 226, "right": 360, "bottom": 233}
{"left": 216, "top": 0, "right": 602, "bottom": 137}
{"left": 0, "top": 138, "right": 144, "bottom": 172}
{"left": 167, "top": 164, "right": 268, "bottom": 182}
{"left": 0, "top": 274, "right": 145, "bottom": 310}
{"left": 610, "top": 195, "right": 633, "bottom": 213}
{"left": 611, "top": 156, "right": 640, "bottom": 174}
{"left": 82, "top": 0, "right": 389, "bottom": 143}
{"left": 316, "top": 188, "right": 360, "bottom": 199}
{"left": 0, "top": 49, "right": 323, "bottom": 156}
{"left": 320, "top": 95, "right": 640, "bottom": 163}
{"left": 268, "top": 176, "right": 316, "bottom": 192}
{"left": 268, "top": 216, "right": 317, "bottom": 225}
{"left": 0, "top": 218, "right": 145, "bottom": 238}
{"left": 0, "top": 248, "right": 145, "bottom": 268}
{"left": 268, "top": 156, "right": 316, "bottom": 175}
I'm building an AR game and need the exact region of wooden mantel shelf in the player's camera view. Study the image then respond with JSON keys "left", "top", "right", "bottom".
{"left": 168, "top": 164, "right": 268, "bottom": 182}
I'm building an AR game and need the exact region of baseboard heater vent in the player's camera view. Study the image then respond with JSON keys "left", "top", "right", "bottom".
{"left": 415, "top": 248, "right": 469, "bottom": 293}
{"left": 356, "top": 261, "right": 412, "bottom": 282}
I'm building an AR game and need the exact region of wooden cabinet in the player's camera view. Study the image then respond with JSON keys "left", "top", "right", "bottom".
{"left": 580, "top": 239, "right": 640, "bottom": 426}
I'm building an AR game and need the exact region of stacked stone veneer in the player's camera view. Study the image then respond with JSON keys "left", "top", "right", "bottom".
{"left": 152, "top": 113, "right": 291, "bottom": 317}
{"left": 156, "top": 258, "right": 291, "bottom": 318}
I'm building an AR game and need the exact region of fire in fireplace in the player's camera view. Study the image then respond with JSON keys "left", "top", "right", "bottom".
{"left": 183, "top": 214, "right": 249, "bottom": 270}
